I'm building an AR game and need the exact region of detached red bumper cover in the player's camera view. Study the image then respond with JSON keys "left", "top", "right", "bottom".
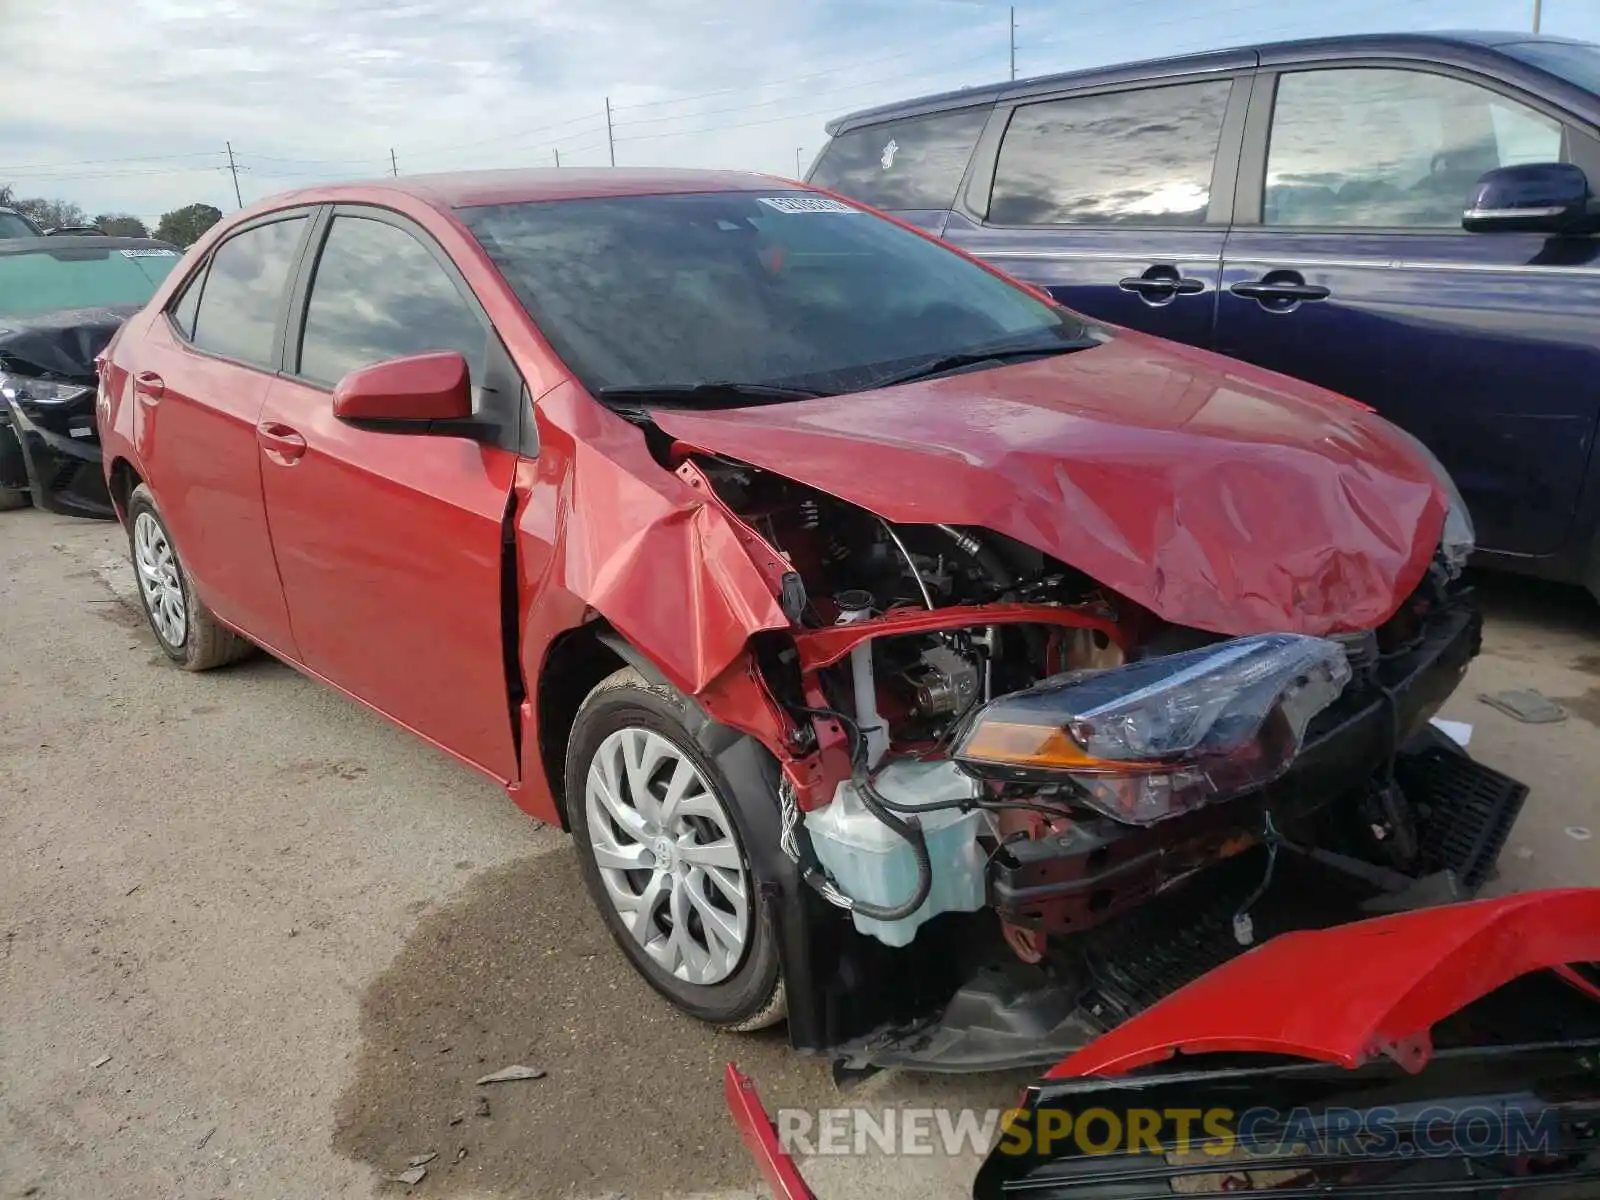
{"left": 725, "top": 889, "right": 1600, "bottom": 1199}
{"left": 1050, "top": 887, "right": 1600, "bottom": 1080}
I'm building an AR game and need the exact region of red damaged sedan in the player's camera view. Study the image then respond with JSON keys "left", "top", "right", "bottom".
{"left": 98, "top": 170, "right": 1599, "bottom": 1193}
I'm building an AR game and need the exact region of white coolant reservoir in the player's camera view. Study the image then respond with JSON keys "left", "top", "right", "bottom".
{"left": 804, "top": 759, "right": 989, "bottom": 948}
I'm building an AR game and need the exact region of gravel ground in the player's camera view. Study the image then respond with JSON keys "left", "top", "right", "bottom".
{"left": 2, "top": 506, "right": 1596, "bottom": 1200}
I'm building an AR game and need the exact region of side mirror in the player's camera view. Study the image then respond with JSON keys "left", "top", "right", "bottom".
{"left": 1463, "top": 162, "right": 1592, "bottom": 234}
{"left": 332, "top": 351, "right": 473, "bottom": 425}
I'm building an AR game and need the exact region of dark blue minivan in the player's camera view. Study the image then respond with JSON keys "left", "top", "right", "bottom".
{"left": 808, "top": 32, "right": 1600, "bottom": 596}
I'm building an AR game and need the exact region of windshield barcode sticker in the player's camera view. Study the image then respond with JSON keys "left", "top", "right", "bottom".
{"left": 756, "top": 196, "right": 859, "bottom": 214}
{"left": 119, "top": 248, "right": 179, "bottom": 258}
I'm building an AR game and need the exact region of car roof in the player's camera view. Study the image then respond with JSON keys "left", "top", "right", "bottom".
{"left": 268, "top": 167, "right": 791, "bottom": 212}
{"left": 824, "top": 31, "right": 1595, "bottom": 133}
{"left": 0, "top": 235, "right": 180, "bottom": 257}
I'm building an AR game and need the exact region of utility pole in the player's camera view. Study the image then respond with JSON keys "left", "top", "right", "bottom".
{"left": 390, "top": 148, "right": 399, "bottom": 177}
{"left": 1532, "top": 0, "right": 1542, "bottom": 32}
{"left": 553, "top": 148, "right": 561, "bottom": 168}
{"left": 796, "top": 147, "right": 804, "bottom": 177}
{"left": 605, "top": 97, "right": 616, "bottom": 167}
{"left": 225, "top": 141, "right": 243, "bottom": 208}
{"left": 1009, "top": 5, "right": 1016, "bottom": 81}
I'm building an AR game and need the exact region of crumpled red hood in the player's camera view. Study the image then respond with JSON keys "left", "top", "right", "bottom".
{"left": 651, "top": 331, "right": 1448, "bottom": 636}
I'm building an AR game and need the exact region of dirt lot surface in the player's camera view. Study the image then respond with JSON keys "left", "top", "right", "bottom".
{"left": 3, "top": 507, "right": 1598, "bottom": 1200}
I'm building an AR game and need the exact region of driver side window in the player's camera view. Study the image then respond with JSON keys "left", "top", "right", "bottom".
{"left": 296, "top": 214, "right": 487, "bottom": 389}
{"left": 1264, "top": 68, "right": 1565, "bottom": 228}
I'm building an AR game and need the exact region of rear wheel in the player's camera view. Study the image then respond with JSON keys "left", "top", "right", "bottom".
{"left": 565, "top": 667, "right": 785, "bottom": 1030}
{"left": 127, "top": 483, "right": 254, "bottom": 671}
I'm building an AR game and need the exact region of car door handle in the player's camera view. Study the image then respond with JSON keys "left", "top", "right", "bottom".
{"left": 257, "top": 421, "right": 307, "bottom": 464}
{"left": 133, "top": 371, "right": 165, "bottom": 402}
{"left": 1230, "top": 279, "right": 1331, "bottom": 303}
{"left": 1118, "top": 267, "right": 1207, "bottom": 303}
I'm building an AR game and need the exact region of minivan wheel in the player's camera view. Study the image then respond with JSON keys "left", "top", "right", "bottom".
{"left": 126, "top": 483, "right": 254, "bottom": 671}
{"left": 565, "top": 667, "right": 785, "bottom": 1031}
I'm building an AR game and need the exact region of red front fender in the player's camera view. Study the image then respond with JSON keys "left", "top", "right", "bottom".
{"left": 1050, "top": 887, "right": 1600, "bottom": 1079}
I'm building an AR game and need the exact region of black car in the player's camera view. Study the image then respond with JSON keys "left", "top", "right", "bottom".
{"left": 0, "top": 236, "right": 182, "bottom": 517}
{"left": 0, "top": 207, "right": 46, "bottom": 239}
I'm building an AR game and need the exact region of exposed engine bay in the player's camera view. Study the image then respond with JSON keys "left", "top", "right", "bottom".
{"left": 683, "top": 450, "right": 1481, "bottom": 949}
{"left": 627, "top": 433, "right": 1524, "bottom": 1076}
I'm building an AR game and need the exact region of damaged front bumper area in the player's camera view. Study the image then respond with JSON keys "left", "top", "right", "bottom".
{"left": 727, "top": 891, "right": 1600, "bottom": 1200}
{"left": 787, "top": 573, "right": 1528, "bottom": 1077}
{"left": 0, "top": 390, "right": 113, "bottom": 518}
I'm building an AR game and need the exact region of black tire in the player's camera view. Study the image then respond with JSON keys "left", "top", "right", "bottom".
{"left": 0, "top": 486, "right": 28, "bottom": 511}
{"left": 126, "top": 483, "right": 254, "bottom": 671}
{"left": 565, "top": 666, "right": 785, "bottom": 1031}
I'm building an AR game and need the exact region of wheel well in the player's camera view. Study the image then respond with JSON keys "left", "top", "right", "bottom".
{"left": 536, "top": 623, "right": 627, "bottom": 830}
{"left": 108, "top": 458, "right": 142, "bottom": 522}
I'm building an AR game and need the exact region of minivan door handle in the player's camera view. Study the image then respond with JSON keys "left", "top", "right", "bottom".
{"left": 257, "top": 421, "right": 307, "bottom": 465}
{"left": 1230, "top": 272, "right": 1331, "bottom": 308}
{"left": 1118, "top": 265, "right": 1207, "bottom": 305}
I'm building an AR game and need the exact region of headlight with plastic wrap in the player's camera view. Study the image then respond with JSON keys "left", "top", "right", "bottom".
{"left": 1389, "top": 425, "right": 1475, "bottom": 577}
{"left": 0, "top": 371, "right": 92, "bottom": 407}
{"left": 951, "top": 634, "right": 1351, "bottom": 826}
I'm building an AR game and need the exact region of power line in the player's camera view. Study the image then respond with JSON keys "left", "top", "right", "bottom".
{"left": 398, "top": 113, "right": 608, "bottom": 163}
{"left": 615, "top": 93, "right": 956, "bottom": 144}
{"left": 0, "top": 164, "right": 227, "bottom": 183}
{"left": 0, "top": 150, "right": 224, "bottom": 172}
{"left": 610, "top": 49, "right": 996, "bottom": 130}
{"left": 608, "top": 41, "right": 978, "bottom": 114}
{"left": 233, "top": 150, "right": 390, "bottom": 166}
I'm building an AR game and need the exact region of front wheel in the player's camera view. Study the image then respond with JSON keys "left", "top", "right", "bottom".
{"left": 565, "top": 667, "right": 785, "bottom": 1030}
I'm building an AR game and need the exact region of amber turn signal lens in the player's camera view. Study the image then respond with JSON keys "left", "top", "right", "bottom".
{"left": 957, "top": 721, "right": 1159, "bottom": 774}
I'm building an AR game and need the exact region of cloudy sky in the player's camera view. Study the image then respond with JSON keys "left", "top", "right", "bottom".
{"left": 1, "top": 0, "right": 1595, "bottom": 226}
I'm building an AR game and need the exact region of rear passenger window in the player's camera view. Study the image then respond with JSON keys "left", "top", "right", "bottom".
{"left": 808, "top": 108, "right": 991, "bottom": 211}
{"left": 190, "top": 218, "right": 308, "bottom": 368}
{"left": 989, "top": 81, "right": 1232, "bottom": 226}
{"left": 1265, "top": 69, "right": 1566, "bottom": 228}
{"left": 297, "top": 215, "right": 485, "bottom": 388}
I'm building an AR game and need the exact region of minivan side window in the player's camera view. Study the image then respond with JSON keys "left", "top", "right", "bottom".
{"left": 988, "top": 81, "right": 1232, "bottom": 226}
{"left": 1265, "top": 68, "right": 1565, "bottom": 228}
{"left": 297, "top": 215, "right": 486, "bottom": 389}
{"left": 808, "top": 108, "right": 991, "bottom": 211}
{"left": 190, "top": 217, "right": 308, "bottom": 368}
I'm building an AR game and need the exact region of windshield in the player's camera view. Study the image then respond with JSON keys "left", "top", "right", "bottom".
{"left": 1502, "top": 39, "right": 1600, "bottom": 96}
{"left": 0, "top": 212, "right": 40, "bottom": 239}
{"left": 458, "top": 189, "right": 1087, "bottom": 398}
{"left": 0, "top": 245, "right": 181, "bottom": 318}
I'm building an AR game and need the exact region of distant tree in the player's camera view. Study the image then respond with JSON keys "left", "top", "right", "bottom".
{"left": 154, "top": 203, "right": 222, "bottom": 248}
{"left": 9, "top": 196, "right": 88, "bottom": 230}
{"left": 0, "top": 184, "right": 14, "bottom": 207}
{"left": 95, "top": 213, "right": 149, "bottom": 238}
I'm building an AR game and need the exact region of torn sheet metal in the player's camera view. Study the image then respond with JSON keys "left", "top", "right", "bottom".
{"left": 653, "top": 331, "right": 1449, "bottom": 638}
{"left": 517, "top": 382, "right": 790, "bottom": 699}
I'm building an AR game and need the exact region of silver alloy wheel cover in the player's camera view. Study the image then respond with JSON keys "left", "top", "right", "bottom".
{"left": 584, "top": 726, "right": 751, "bottom": 986}
{"left": 133, "top": 510, "right": 187, "bottom": 648}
